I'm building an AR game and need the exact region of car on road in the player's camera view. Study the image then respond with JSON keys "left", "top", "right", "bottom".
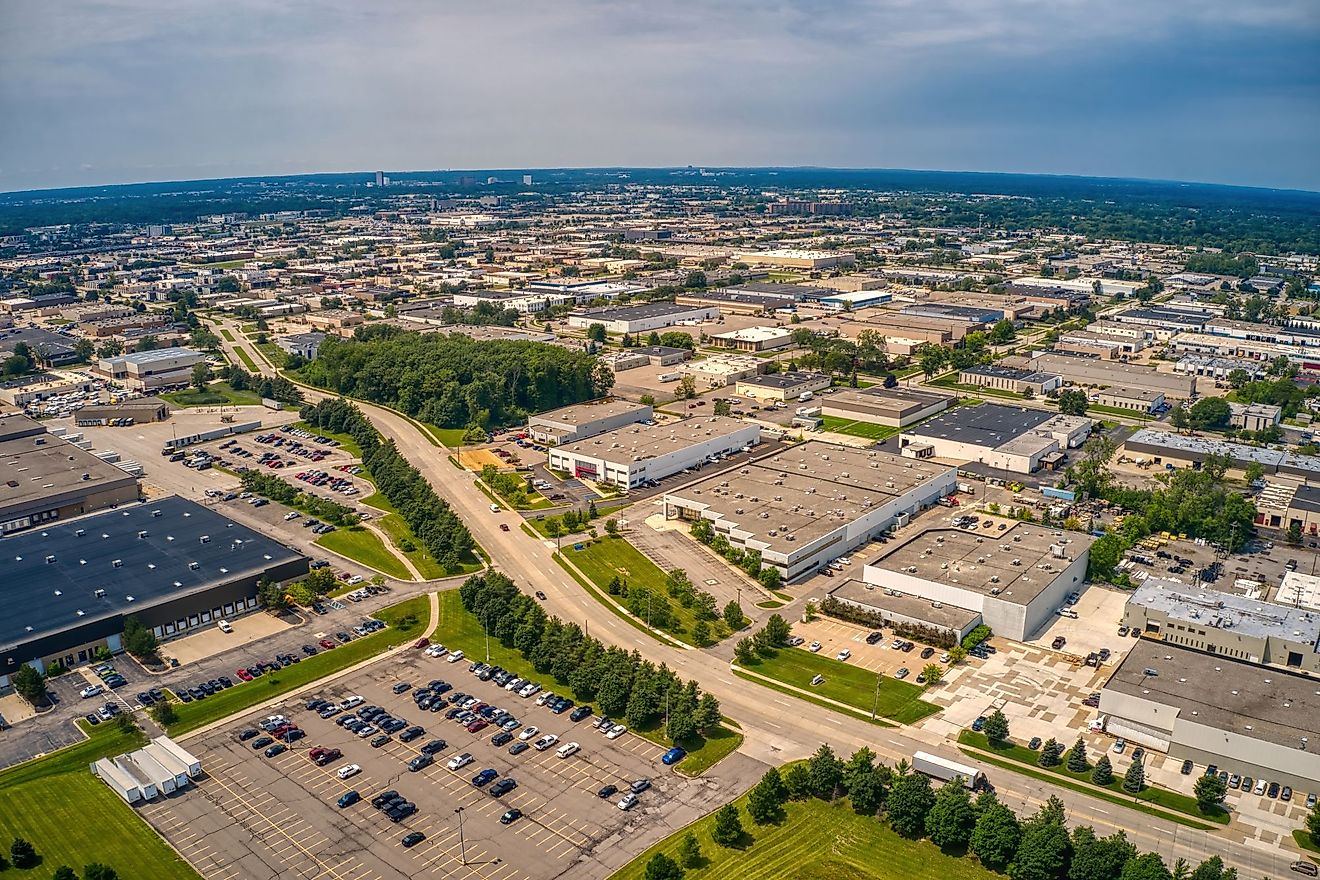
{"left": 662, "top": 747, "right": 686, "bottom": 765}
{"left": 1290, "top": 862, "right": 1319, "bottom": 877}
{"left": 336, "top": 763, "right": 362, "bottom": 780}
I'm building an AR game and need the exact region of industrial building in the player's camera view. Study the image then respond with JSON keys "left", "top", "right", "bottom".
{"left": 711, "top": 326, "right": 794, "bottom": 352}
{"left": 1099, "top": 639, "right": 1320, "bottom": 793}
{"left": 275, "top": 332, "right": 327, "bottom": 361}
{"left": 1121, "top": 578, "right": 1320, "bottom": 673}
{"left": 818, "top": 387, "right": 951, "bottom": 429}
{"left": 958, "top": 365, "right": 1061, "bottom": 396}
{"left": 899, "top": 404, "right": 1092, "bottom": 475}
{"left": 547, "top": 416, "right": 760, "bottom": 489}
{"left": 1012, "top": 352, "right": 1197, "bottom": 401}
{"left": 0, "top": 412, "right": 140, "bottom": 535}
{"left": 1123, "top": 429, "right": 1320, "bottom": 481}
{"left": 733, "top": 371, "right": 831, "bottom": 402}
{"left": 828, "top": 578, "right": 982, "bottom": 643}
{"left": 93, "top": 735, "right": 201, "bottom": 804}
{"left": 94, "top": 347, "right": 205, "bottom": 391}
{"left": 860, "top": 517, "right": 1092, "bottom": 641}
{"left": 567, "top": 302, "right": 718, "bottom": 335}
{"left": 1095, "top": 389, "right": 1165, "bottom": 414}
{"left": 526, "top": 399, "right": 652, "bottom": 445}
{"left": 679, "top": 355, "right": 765, "bottom": 388}
{"left": 75, "top": 401, "right": 169, "bottom": 425}
{"left": 734, "top": 249, "right": 855, "bottom": 269}
{"left": 0, "top": 496, "right": 307, "bottom": 688}
{"left": 663, "top": 442, "right": 956, "bottom": 581}
{"left": 1229, "top": 402, "right": 1282, "bottom": 432}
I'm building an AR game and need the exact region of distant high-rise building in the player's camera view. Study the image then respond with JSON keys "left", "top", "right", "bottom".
{"left": 375, "top": 170, "right": 385, "bottom": 187}
{"left": 381, "top": 175, "right": 391, "bottom": 186}
{"left": 522, "top": 174, "right": 534, "bottom": 186}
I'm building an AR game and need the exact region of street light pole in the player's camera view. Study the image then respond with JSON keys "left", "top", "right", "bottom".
{"left": 483, "top": 608, "right": 490, "bottom": 663}
{"left": 455, "top": 806, "right": 468, "bottom": 864}
{"left": 871, "top": 673, "right": 882, "bottom": 721}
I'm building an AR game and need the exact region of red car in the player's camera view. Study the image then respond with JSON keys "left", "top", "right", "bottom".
{"left": 319, "top": 638, "right": 336, "bottom": 650}
{"left": 311, "top": 747, "right": 341, "bottom": 766}
{"left": 236, "top": 668, "right": 254, "bottom": 682}
{"left": 466, "top": 719, "right": 489, "bottom": 734}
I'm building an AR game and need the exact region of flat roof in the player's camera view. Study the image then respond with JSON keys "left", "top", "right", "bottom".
{"left": 101, "top": 346, "right": 201, "bottom": 366}
{"left": 577, "top": 302, "right": 708, "bottom": 321}
{"left": 829, "top": 579, "right": 980, "bottom": 631}
{"left": 1105, "top": 638, "right": 1320, "bottom": 752}
{"left": 528, "top": 399, "right": 650, "bottom": 429}
{"left": 556, "top": 416, "right": 756, "bottom": 464}
{"left": 961, "top": 365, "right": 1057, "bottom": 383}
{"left": 904, "top": 403, "right": 1054, "bottom": 449}
{"left": 712, "top": 326, "right": 792, "bottom": 342}
{"left": 0, "top": 496, "right": 306, "bottom": 650}
{"left": 822, "top": 387, "right": 949, "bottom": 417}
{"left": 726, "top": 283, "right": 829, "bottom": 300}
{"left": 1128, "top": 577, "right": 1320, "bottom": 644}
{"left": 1, "top": 426, "right": 138, "bottom": 513}
{"left": 737, "top": 371, "right": 825, "bottom": 390}
{"left": 866, "top": 517, "right": 1091, "bottom": 606}
{"left": 665, "top": 441, "right": 953, "bottom": 549}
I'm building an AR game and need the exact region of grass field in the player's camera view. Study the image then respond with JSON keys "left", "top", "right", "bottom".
{"left": 255, "top": 341, "right": 287, "bottom": 368}
{"left": 315, "top": 525, "right": 412, "bottom": 579}
{"left": 431, "top": 591, "right": 741, "bottom": 775}
{"left": 233, "top": 346, "right": 259, "bottom": 372}
{"left": 567, "top": 537, "right": 729, "bottom": 643}
{"left": 432, "top": 427, "right": 472, "bottom": 447}
{"left": 375, "top": 512, "right": 448, "bottom": 579}
{"left": 738, "top": 647, "right": 939, "bottom": 725}
{"left": 819, "top": 416, "right": 899, "bottom": 441}
{"left": 610, "top": 782, "right": 999, "bottom": 880}
{"left": 160, "top": 381, "right": 261, "bottom": 408}
{"left": 166, "top": 596, "right": 429, "bottom": 735}
{"left": 957, "top": 731, "right": 1228, "bottom": 826}
{"left": 1294, "top": 830, "right": 1320, "bottom": 857}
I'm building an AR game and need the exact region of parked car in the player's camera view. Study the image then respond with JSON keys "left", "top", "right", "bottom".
{"left": 662, "top": 747, "right": 687, "bottom": 765}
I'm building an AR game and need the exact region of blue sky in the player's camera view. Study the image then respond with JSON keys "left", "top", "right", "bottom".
{"left": 1, "top": 0, "right": 1318, "bottom": 192}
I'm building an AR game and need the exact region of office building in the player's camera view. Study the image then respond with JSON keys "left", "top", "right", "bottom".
{"left": 1096, "top": 389, "right": 1165, "bottom": 414}
{"left": 680, "top": 355, "right": 765, "bottom": 388}
{"left": 734, "top": 371, "right": 831, "bottom": 402}
{"left": 526, "top": 399, "right": 652, "bottom": 445}
{"left": 958, "top": 365, "right": 1062, "bottom": 396}
{"left": 567, "top": 303, "right": 718, "bottom": 335}
{"left": 900, "top": 404, "right": 1091, "bottom": 474}
{"left": 819, "top": 387, "right": 951, "bottom": 429}
{"left": 547, "top": 416, "right": 759, "bottom": 489}
{"left": 94, "top": 347, "right": 205, "bottom": 391}
{"left": 711, "top": 326, "right": 794, "bottom": 352}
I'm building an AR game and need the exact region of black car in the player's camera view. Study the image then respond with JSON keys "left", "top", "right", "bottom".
{"left": 490, "top": 778, "right": 517, "bottom": 797}
{"left": 372, "top": 789, "right": 399, "bottom": 808}
{"left": 399, "top": 726, "right": 426, "bottom": 743}
{"left": 920, "top": 647, "right": 935, "bottom": 659}
{"left": 264, "top": 743, "right": 287, "bottom": 757}
{"left": 569, "top": 705, "right": 593, "bottom": 723}
{"left": 149, "top": 688, "right": 165, "bottom": 702}
{"left": 1180, "top": 759, "right": 1194, "bottom": 775}
{"left": 865, "top": 631, "right": 884, "bottom": 645}
{"left": 408, "top": 753, "right": 434, "bottom": 772}
{"left": 420, "top": 738, "right": 448, "bottom": 755}
{"left": 401, "top": 832, "right": 426, "bottom": 848}
{"left": 392, "top": 682, "right": 412, "bottom": 695}
{"left": 303, "top": 644, "right": 319, "bottom": 656}
{"left": 252, "top": 736, "right": 273, "bottom": 749}
{"left": 1268, "top": 782, "right": 1281, "bottom": 798}
{"left": 491, "top": 731, "right": 513, "bottom": 747}
{"left": 597, "top": 784, "right": 618, "bottom": 799}
{"left": 500, "top": 808, "right": 523, "bottom": 825}
{"left": 509, "top": 742, "right": 529, "bottom": 756}
{"left": 137, "top": 691, "right": 154, "bottom": 705}
{"left": 85, "top": 713, "right": 100, "bottom": 726}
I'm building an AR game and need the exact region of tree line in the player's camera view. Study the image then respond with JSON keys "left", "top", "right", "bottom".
{"left": 459, "top": 571, "right": 721, "bottom": 744}
{"left": 300, "top": 398, "right": 475, "bottom": 572}
{"left": 296, "top": 325, "right": 612, "bottom": 429}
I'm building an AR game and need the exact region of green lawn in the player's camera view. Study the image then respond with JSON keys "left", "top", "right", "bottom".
{"left": 957, "top": 731, "right": 1228, "bottom": 826}
{"left": 376, "top": 512, "right": 448, "bottom": 579}
{"left": 1294, "top": 830, "right": 1320, "bottom": 857}
{"left": 432, "top": 427, "right": 472, "bottom": 447}
{"left": 431, "top": 591, "right": 741, "bottom": 775}
{"left": 220, "top": 327, "right": 235, "bottom": 342}
{"left": 160, "top": 381, "right": 261, "bottom": 408}
{"left": 233, "top": 346, "right": 259, "bottom": 372}
{"left": 610, "top": 783, "right": 1000, "bottom": 880}
{"left": 315, "top": 526, "right": 412, "bottom": 580}
{"left": 166, "top": 596, "right": 429, "bottom": 735}
{"left": 255, "top": 341, "right": 287, "bottom": 368}
{"left": 566, "top": 537, "right": 730, "bottom": 643}
{"left": 362, "top": 491, "right": 394, "bottom": 512}
{"left": 819, "top": 416, "right": 899, "bottom": 441}
{"left": 738, "top": 647, "right": 940, "bottom": 725}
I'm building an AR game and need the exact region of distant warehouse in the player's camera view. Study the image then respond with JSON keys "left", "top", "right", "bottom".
{"left": 526, "top": 399, "right": 652, "bottom": 445}
{"left": 548, "top": 416, "right": 759, "bottom": 489}
{"left": 93, "top": 346, "right": 205, "bottom": 391}
{"left": 818, "top": 387, "right": 950, "bottom": 429}
{"left": 567, "top": 303, "right": 718, "bottom": 335}
{"left": 0, "top": 495, "right": 307, "bottom": 688}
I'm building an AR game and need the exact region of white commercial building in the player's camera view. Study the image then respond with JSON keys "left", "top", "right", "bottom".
{"left": 734, "top": 371, "right": 832, "bottom": 402}
{"left": 900, "top": 404, "right": 1091, "bottom": 475}
{"left": 567, "top": 303, "right": 718, "bottom": 335}
{"left": 712, "top": 326, "right": 794, "bottom": 352}
{"left": 527, "top": 399, "right": 652, "bottom": 445}
{"left": 548, "top": 416, "right": 760, "bottom": 489}
{"left": 94, "top": 346, "right": 205, "bottom": 391}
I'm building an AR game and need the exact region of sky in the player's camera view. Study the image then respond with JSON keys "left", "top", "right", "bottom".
{"left": 1, "top": 0, "right": 1318, "bottom": 193}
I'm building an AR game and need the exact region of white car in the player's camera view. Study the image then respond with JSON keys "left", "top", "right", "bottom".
{"left": 556, "top": 742, "right": 581, "bottom": 759}
{"left": 533, "top": 733, "right": 560, "bottom": 751}
{"left": 518, "top": 682, "right": 541, "bottom": 698}
{"left": 519, "top": 726, "right": 540, "bottom": 741}
{"left": 356, "top": 724, "right": 377, "bottom": 738}
{"left": 808, "top": 641, "right": 822, "bottom": 653}
{"left": 79, "top": 684, "right": 103, "bottom": 699}
{"left": 617, "top": 793, "right": 638, "bottom": 811}
{"left": 341, "top": 695, "right": 364, "bottom": 710}
{"left": 425, "top": 645, "right": 445, "bottom": 657}
{"left": 336, "top": 763, "right": 361, "bottom": 780}
{"left": 446, "top": 650, "right": 465, "bottom": 663}
{"left": 346, "top": 575, "right": 363, "bottom": 586}
{"left": 836, "top": 649, "right": 851, "bottom": 661}
{"left": 605, "top": 724, "right": 627, "bottom": 740}
{"left": 283, "top": 511, "right": 300, "bottom": 521}
{"left": 447, "top": 752, "right": 473, "bottom": 771}
{"left": 536, "top": 692, "right": 555, "bottom": 707}
{"left": 504, "top": 678, "right": 524, "bottom": 692}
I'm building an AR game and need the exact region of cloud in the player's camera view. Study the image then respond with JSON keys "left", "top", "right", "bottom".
{"left": 1, "top": 0, "right": 1317, "bottom": 191}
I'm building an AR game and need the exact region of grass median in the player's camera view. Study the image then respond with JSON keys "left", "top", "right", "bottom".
{"left": 315, "top": 525, "right": 412, "bottom": 580}
{"left": 738, "top": 646, "right": 940, "bottom": 725}
{"left": 956, "top": 731, "right": 1227, "bottom": 828}
{"left": 165, "top": 596, "right": 429, "bottom": 735}
{"left": 233, "top": 345, "right": 259, "bottom": 372}
{"left": 431, "top": 590, "right": 740, "bottom": 775}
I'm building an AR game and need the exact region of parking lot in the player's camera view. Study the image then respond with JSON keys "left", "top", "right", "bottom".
{"left": 788, "top": 615, "right": 953, "bottom": 682}
{"left": 143, "top": 648, "right": 725, "bottom": 880}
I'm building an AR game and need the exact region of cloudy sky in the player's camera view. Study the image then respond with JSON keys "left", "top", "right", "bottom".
{"left": 2, "top": 0, "right": 1318, "bottom": 193}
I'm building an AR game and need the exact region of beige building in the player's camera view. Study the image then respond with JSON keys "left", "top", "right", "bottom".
{"left": 95, "top": 347, "right": 204, "bottom": 391}
{"left": 712, "top": 326, "right": 794, "bottom": 352}
{"left": 1095, "top": 388, "right": 1165, "bottom": 414}
{"left": 734, "top": 371, "right": 831, "bottom": 401}
{"left": 819, "top": 387, "right": 950, "bottom": 428}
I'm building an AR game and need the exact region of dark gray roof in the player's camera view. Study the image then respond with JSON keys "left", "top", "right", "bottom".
{"left": 1290, "top": 484, "right": 1320, "bottom": 515}
{"left": 0, "top": 496, "right": 305, "bottom": 650}
{"left": 739, "top": 371, "right": 825, "bottom": 390}
{"left": 904, "top": 403, "right": 1053, "bottom": 448}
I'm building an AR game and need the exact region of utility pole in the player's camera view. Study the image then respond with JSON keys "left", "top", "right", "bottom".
{"left": 871, "top": 672, "right": 882, "bottom": 721}
{"left": 483, "top": 608, "right": 490, "bottom": 663}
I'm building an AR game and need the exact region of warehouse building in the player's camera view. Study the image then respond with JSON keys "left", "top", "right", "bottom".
{"left": 679, "top": 355, "right": 765, "bottom": 388}
{"left": 711, "top": 326, "right": 794, "bottom": 352}
{"left": 1014, "top": 352, "right": 1198, "bottom": 401}
{"left": 1120, "top": 578, "right": 1320, "bottom": 673}
{"left": 819, "top": 387, "right": 951, "bottom": 429}
{"left": 75, "top": 401, "right": 170, "bottom": 425}
{"left": 734, "top": 371, "right": 831, "bottom": 402}
{"left": 0, "top": 496, "right": 307, "bottom": 688}
{"left": 547, "top": 416, "right": 760, "bottom": 489}
{"left": 900, "top": 303, "right": 1001, "bottom": 325}
{"left": 1095, "top": 388, "right": 1165, "bottom": 414}
{"left": 1099, "top": 639, "right": 1320, "bottom": 793}
{"left": 664, "top": 441, "right": 956, "bottom": 581}
{"left": 827, "top": 579, "right": 982, "bottom": 643}
{"left": 526, "top": 399, "right": 653, "bottom": 445}
{"left": 94, "top": 347, "right": 205, "bottom": 391}
{"left": 1122, "top": 429, "right": 1320, "bottom": 481}
{"left": 734, "top": 249, "right": 855, "bottom": 269}
{"left": 899, "top": 404, "right": 1092, "bottom": 474}
{"left": 567, "top": 302, "right": 718, "bottom": 335}
{"left": 958, "top": 365, "right": 1062, "bottom": 396}
{"left": 0, "top": 412, "right": 140, "bottom": 535}
{"left": 860, "top": 517, "right": 1092, "bottom": 641}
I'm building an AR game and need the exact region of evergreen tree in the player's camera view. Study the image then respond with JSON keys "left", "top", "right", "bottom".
{"left": 983, "top": 709, "right": 1010, "bottom": 743}
{"left": 808, "top": 744, "right": 844, "bottom": 800}
{"left": 643, "top": 852, "right": 685, "bottom": 880}
{"left": 1091, "top": 754, "right": 1114, "bottom": 786}
{"left": 10, "top": 838, "right": 38, "bottom": 869}
{"left": 783, "top": 763, "right": 812, "bottom": 800}
{"left": 677, "top": 832, "right": 702, "bottom": 869}
{"left": 1193, "top": 773, "right": 1226, "bottom": 812}
{"left": 1306, "top": 794, "right": 1320, "bottom": 846}
{"left": 52, "top": 869, "right": 79, "bottom": 880}
{"left": 747, "top": 772, "right": 785, "bottom": 824}
{"left": 1038, "top": 738, "right": 1062, "bottom": 768}
{"left": 710, "top": 804, "right": 744, "bottom": 847}
{"left": 1008, "top": 797, "right": 1070, "bottom": 880}
{"left": 1122, "top": 757, "right": 1145, "bottom": 793}
{"left": 1065, "top": 736, "right": 1089, "bottom": 773}
{"left": 842, "top": 747, "right": 876, "bottom": 794}
{"left": 848, "top": 767, "right": 887, "bottom": 817}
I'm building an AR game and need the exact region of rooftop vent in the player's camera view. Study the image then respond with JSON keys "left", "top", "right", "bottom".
{"left": 111, "top": 559, "right": 122, "bottom": 568}
{"left": 189, "top": 562, "right": 199, "bottom": 570}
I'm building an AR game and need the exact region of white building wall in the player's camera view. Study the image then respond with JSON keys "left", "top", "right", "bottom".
{"left": 550, "top": 424, "right": 760, "bottom": 488}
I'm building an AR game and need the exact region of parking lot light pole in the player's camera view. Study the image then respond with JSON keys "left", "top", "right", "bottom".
{"left": 454, "top": 806, "right": 501, "bottom": 867}
{"left": 482, "top": 609, "right": 490, "bottom": 663}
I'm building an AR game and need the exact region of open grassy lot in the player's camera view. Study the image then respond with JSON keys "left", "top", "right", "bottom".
{"left": 315, "top": 525, "right": 412, "bottom": 579}
{"left": 160, "top": 381, "right": 261, "bottom": 408}
{"left": 255, "top": 340, "right": 287, "bottom": 367}
{"left": 957, "top": 731, "right": 1227, "bottom": 826}
{"left": 165, "top": 596, "right": 428, "bottom": 735}
{"left": 219, "top": 327, "right": 235, "bottom": 342}
{"left": 432, "top": 590, "right": 740, "bottom": 775}
{"left": 819, "top": 416, "right": 899, "bottom": 441}
{"left": 432, "top": 426, "right": 472, "bottom": 447}
{"left": 610, "top": 782, "right": 1000, "bottom": 880}
{"left": 738, "top": 646, "right": 940, "bottom": 725}
{"left": 375, "top": 512, "right": 448, "bottom": 579}
{"left": 1294, "top": 830, "right": 1320, "bottom": 857}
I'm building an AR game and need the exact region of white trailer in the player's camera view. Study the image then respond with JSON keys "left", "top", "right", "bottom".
{"left": 152, "top": 735, "right": 203, "bottom": 779}
{"left": 112, "top": 755, "right": 160, "bottom": 800}
{"left": 142, "top": 742, "right": 192, "bottom": 790}
{"left": 912, "top": 751, "right": 987, "bottom": 790}
{"left": 128, "top": 748, "right": 181, "bottom": 795}
{"left": 92, "top": 758, "right": 143, "bottom": 804}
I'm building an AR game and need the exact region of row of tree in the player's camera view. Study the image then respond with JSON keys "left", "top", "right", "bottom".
{"left": 297, "top": 325, "right": 612, "bottom": 429}
{"left": 1, "top": 838, "right": 121, "bottom": 879}
{"left": 300, "top": 398, "right": 475, "bottom": 572}
{"left": 221, "top": 365, "right": 303, "bottom": 403}
{"left": 238, "top": 468, "right": 358, "bottom": 525}
{"left": 458, "top": 572, "right": 721, "bottom": 743}
{"left": 688, "top": 519, "right": 784, "bottom": 590}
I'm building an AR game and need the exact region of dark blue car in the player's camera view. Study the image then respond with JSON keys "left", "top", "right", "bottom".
{"left": 472, "top": 768, "right": 499, "bottom": 788}
{"left": 338, "top": 790, "right": 361, "bottom": 808}
{"left": 662, "top": 747, "right": 686, "bottom": 766}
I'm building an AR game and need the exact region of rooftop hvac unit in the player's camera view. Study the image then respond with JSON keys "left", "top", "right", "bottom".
{"left": 137, "top": 530, "right": 147, "bottom": 539}
{"left": 1011, "top": 558, "right": 1022, "bottom": 566}
{"left": 94, "top": 588, "right": 105, "bottom": 598}
{"left": 769, "top": 530, "right": 778, "bottom": 536}
{"left": 189, "top": 562, "right": 199, "bottom": 570}
{"left": 111, "top": 560, "right": 122, "bottom": 568}
{"left": 45, "top": 554, "right": 55, "bottom": 564}
{"left": 200, "top": 536, "right": 210, "bottom": 544}
{"left": 785, "top": 534, "right": 795, "bottom": 541}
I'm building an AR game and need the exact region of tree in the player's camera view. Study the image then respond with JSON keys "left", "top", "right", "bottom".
{"left": 722, "top": 600, "right": 745, "bottom": 630}
{"left": 1009, "top": 797, "right": 1070, "bottom": 880}
{"left": 1122, "top": 756, "right": 1145, "bottom": 793}
{"left": 12, "top": 664, "right": 44, "bottom": 705}
{"left": 1169, "top": 405, "right": 1189, "bottom": 432}
{"left": 757, "top": 567, "right": 783, "bottom": 590}
{"left": 1091, "top": 754, "right": 1114, "bottom": 786}
{"left": 1065, "top": 736, "right": 1089, "bottom": 773}
{"left": 763, "top": 613, "right": 791, "bottom": 647}
{"left": 1308, "top": 792, "right": 1320, "bottom": 845}
{"left": 1188, "top": 397, "right": 1231, "bottom": 430}
{"left": 807, "top": 744, "right": 844, "bottom": 800}
{"left": 677, "top": 831, "right": 702, "bottom": 869}
{"left": 73, "top": 338, "right": 95, "bottom": 362}
{"left": 643, "top": 852, "right": 684, "bottom": 880}
{"left": 690, "top": 620, "right": 711, "bottom": 645}
{"left": 921, "top": 662, "right": 943, "bottom": 684}
{"left": 1037, "top": 738, "right": 1062, "bottom": 768}
{"left": 887, "top": 769, "right": 935, "bottom": 837}
{"left": 1068, "top": 827, "right": 1136, "bottom": 880}
{"left": 191, "top": 361, "right": 212, "bottom": 390}
{"left": 1189, "top": 855, "right": 1236, "bottom": 880}
{"left": 783, "top": 762, "right": 812, "bottom": 800}
{"left": 150, "top": 700, "right": 178, "bottom": 726}
{"left": 970, "top": 792, "right": 1021, "bottom": 871}
{"left": 747, "top": 769, "right": 787, "bottom": 824}
{"left": 982, "top": 708, "right": 1010, "bottom": 743}
{"left": 925, "top": 779, "right": 976, "bottom": 850}
{"left": 122, "top": 615, "right": 158, "bottom": 658}
{"left": 1120, "top": 853, "right": 1173, "bottom": 880}
{"left": 710, "top": 803, "right": 743, "bottom": 847}
{"left": 1226, "top": 368, "right": 1251, "bottom": 389}
{"left": 1193, "top": 773, "right": 1227, "bottom": 812}
{"left": 713, "top": 399, "right": 732, "bottom": 416}
{"left": 676, "top": 374, "right": 697, "bottom": 400}
{"left": 585, "top": 323, "right": 607, "bottom": 343}
{"left": 1057, "top": 389, "right": 1089, "bottom": 416}
{"left": 989, "top": 319, "right": 1017, "bottom": 344}
{"left": 52, "top": 868, "right": 79, "bottom": 880}
{"left": 10, "top": 838, "right": 37, "bottom": 869}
